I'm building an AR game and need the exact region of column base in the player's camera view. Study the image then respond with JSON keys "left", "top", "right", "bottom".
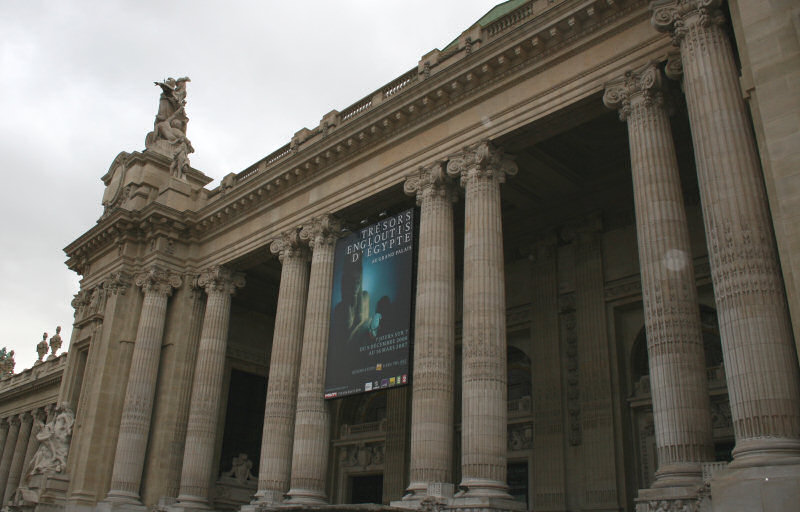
{"left": 391, "top": 483, "right": 455, "bottom": 509}
{"left": 711, "top": 462, "right": 800, "bottom": 512}
{"left": 167, "top": 495, "right": 211, "bottom": 512}
{"left": 729, "top": 437, "right": 800, "bottom": 468}
{"left": 241, "top": 490, "right": 285, "bottom": 512}
{"left": 97, "top": 491, "right": 145, "bottom": 512}
{"left": 449, "top": 480, "right": 524, "bottom": 512}
{"left": 634, "top": 485, "right": 704, "bottom": 512}
{"left": 651, "top": 462, "right": 704, "bottom": 488}
{"left": 282, "top": 488, "right": 327, "bottom": 506}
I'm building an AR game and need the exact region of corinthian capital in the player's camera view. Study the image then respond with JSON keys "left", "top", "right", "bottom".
{"left": 134, "top": 267, "right": 182, "bottom": 296}
{"left": 197, "top": 266, "right": 245, "bottom": 296}
{"left": 299, "top": 214, "right": 344, "bottom": 250}
{"left": 651, "top": 0, "right": 726, "bottom": 45}
{"left": 270, "top": 228, "right": 310, "bottom": 263}
{"left": 403, "top": 161, "right": 459, "bottom": 205}
{"left": 446, "top": 140, "right": 518, "bottom": 187}
{"left": 603, "top": 62, "right": 666, "bottom": 121}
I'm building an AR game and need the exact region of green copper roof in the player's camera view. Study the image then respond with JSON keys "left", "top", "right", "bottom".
{"left": 442, "top": 0, "right": 530, "bottom": 52}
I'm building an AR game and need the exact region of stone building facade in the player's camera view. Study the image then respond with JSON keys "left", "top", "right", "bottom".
{"left": 1, "top": 1, "right": 799, "bottom": 511}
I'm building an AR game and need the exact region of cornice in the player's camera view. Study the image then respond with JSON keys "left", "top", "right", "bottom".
{"left": 64, "top": 202, "right": 191, "bottom": 275}
{"left": 0, "top": 353, "right": 66, "bottom": 405}
{"left": 186, "top": 0, "right": 648, "bottom": 240}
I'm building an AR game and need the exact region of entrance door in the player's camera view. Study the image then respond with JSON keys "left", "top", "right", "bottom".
{"left": 350, "top": 474, "right": 383, "bottom": 504}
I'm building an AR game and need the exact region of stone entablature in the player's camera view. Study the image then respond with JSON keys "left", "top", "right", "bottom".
{"left": 0, "top": 356, "right": 66, "bottom": 413}
{"left": 64, "top": 0, "right": 654, "bottom": 277}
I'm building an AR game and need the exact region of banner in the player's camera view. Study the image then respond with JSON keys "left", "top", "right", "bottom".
{"left": 324, "top": 209, "right": 415, "bottom": 398}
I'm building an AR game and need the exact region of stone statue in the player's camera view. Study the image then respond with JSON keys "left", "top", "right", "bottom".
{"left": 0, "top": 347, "right": 15, "bottom": 377}
{"left": 220, "top": 453, "right": 255, "bottom": 484}
{"left": 25, "top": 404, "right": 75, "bottom": 481}
{"left": 48, "top": 326, "right": 62, "bottom": 358}
{"left": 36, "top": 333, "right": 48, "bottom": 364}
{"left": 145, "top": 77, "right": 194, "bottom": 180}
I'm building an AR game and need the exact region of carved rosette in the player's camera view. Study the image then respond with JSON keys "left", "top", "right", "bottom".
{"left": 603, "top": 63, "right": 666, "bottom": 121}
{"left": 299, "top": 214, "right": 344, "bottom": 250}
{"left": 269, "top": 228, "right": 310, "bottom": 263}
{"left": 403, "top": 161, "right": 458, "bottom": 205}
{"left": 197, "top": 266, "right": 245, "bottom": 296}
{"left": 445, "top": 140, "right": 518, "bottom": 187}
{"left": 650, "top": 0, "right": 726, "bottom": 47}
{"left": 135, "top": 268, "right": 181, "bottom": 297}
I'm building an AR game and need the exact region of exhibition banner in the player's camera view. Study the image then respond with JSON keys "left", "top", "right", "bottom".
{"left": 324, "top": 209, "right": 415, "bottom": 398}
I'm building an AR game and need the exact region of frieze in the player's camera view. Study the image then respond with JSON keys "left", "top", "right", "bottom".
{"left": 187, "top": 0, "right": 643, "bottom": 238}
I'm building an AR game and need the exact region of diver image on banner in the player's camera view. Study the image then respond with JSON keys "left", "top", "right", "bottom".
{"left": 324, "top": 209, "right": 414, "bottom": 398}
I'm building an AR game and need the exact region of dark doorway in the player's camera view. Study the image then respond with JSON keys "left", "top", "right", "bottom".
{"left": 219, "top": 369, "right": 267, "bottom": 475}
{"left": 350, "top": 474, "right": 383, "bottom": 504}
{"left": 508, "top": 461, "right": 529, "bottom": 506}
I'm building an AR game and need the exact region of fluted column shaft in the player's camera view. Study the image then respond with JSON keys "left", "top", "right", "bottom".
{"left": 106, "top": 268, "right": 181, "bottom": 504}
{"left": 0, "top": 416, "right": 21, "bottom": 504}
{"left": 4, "top": 412, "right": 34, "bottom": 505}
{"left": 403, "top": 162, "right": 458, "bottom": 496}
{"left": 176, "top": 267, "right": 244, "bottom": 508}
{"left": 447, "top": 141, "right": 517, "bottom": 498}
{"left": 604, "top": 64, "right": 714, "bottom": 487}
{"left": 285, "top": 215, "right": 342, "bottom": 505}
{"left": 252, "top": 231, "right": 310, "bottom": 504}
{"left": 653, "top": 0, "right": 800, "bottom": 465}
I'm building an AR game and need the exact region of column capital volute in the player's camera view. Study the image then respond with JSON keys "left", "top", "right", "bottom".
{"left": 197, "top": 266, "right": 245, "bottom": 296}
{"left": 527, "top": 230, "right": 559, "bottom": 263}
{"left": 270, "top": 228, "right": 310, "bottom": 263}
{"left": 134, "top": 267, "right": 182, "bottom": 297}
{"left": 8, "top": 415, "right": 21, "bottom": 427}
{"left": 404, "top": 161, "right": 459, "bottom": 205}
{"left": 403, "top": 160, "right": 458, "bottom": 205}
{"left": 0, "top": 417, "right": 8, "bottom": 429}
{"left": 19, "top": 411, "right": 33, "bottom": 424}
{"left": 446, "top": 140, "right": 518, "bottom": 187}
{"left": 651, "top": 0, "right": 726, "bottom": 46}
{"left": 33, "top": 407, "right": 47, "bottom": 423}
{"left": 603, "top": 62, "right": 667, "bottom": 121}
{"left": 299, "top": 214, "right": 344, "bottom": 250}
{"left": 105, "top": 270, "right": 133, "bottom": 296}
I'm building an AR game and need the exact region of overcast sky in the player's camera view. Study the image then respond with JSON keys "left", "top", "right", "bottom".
{"left": 0, "top": 1, "right": 498, "bottom": 371}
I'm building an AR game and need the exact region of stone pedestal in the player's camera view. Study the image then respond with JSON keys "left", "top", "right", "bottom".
{"left": 446, "top": 141, "right": 517, "bottom": 502}
{"left": 249, "top": 230, "right": 310, "bottom": 508}
{"left": 10, "top": 473, "right": 70, "bottom": 512}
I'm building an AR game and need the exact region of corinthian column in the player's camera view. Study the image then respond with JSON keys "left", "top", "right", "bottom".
{"left": 652, "top": 0, "right": 800, "bottom": 467}
{"left": 249, "top": 230, "right": 310, "bottom": 507}
{"left": 0, "top": 416, "right": 21, "bottom": 504}
{"left": 285, "top": 214, "right": 343, "bottom": 505}
{"left": 604, "top": 63, "right": 714, "bottom": 489}
{"left": 3, "top": 412, "right": 34, "bottom": 505}
{"left": 174, "top": 266, "right": 245, "bottom": 510}
{"left": 446, "top": 141, "right": 518, "bottom": 502}
{"left": 105, "top": 268, "right": 181, "bottom": 505}
{"left": 401, "top": 162, "right": 458, "bottom": 500}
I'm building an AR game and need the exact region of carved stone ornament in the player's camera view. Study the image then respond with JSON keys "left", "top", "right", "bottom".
{"left": 197, "top": 266, "right": 245, "bottom": 296}
{"left": 445, "top": 140, "right": 518, "bottom": 186}
{"left": 650, "top": 0, "right": 726, "bottom": 47}
{"left": 36, "top": 333, "right": 48, "bottom": 364}
{"left": 269, "top": 228, "right": 310, "bottom": 263}
{"left": 0, "top": 347, "right": 16, "bottom": 377}
{"left": 48, "top": 326, "right": 62, "bottom": 358}
{"left": 101, "top": 152, "right": 130, "bottom": 218}
{"left": 403, "top": 161, "right": 458, "bottom": 205}
{"left": 299, "top": 214, "right": 344, "bottom": 249}
{"left": 135, "top": 267, "right": 182, "bottom": 296}
{"left": 144, "top": 77, "right": 194, "bottom": 180}
{"left": 219, "top": 453, "right": 256, "bottom": 485}
{"left": 26, "top": 403, "right": 75, "bottom": 480}
{"left": 603, "top": 62, "right": 666, "bottom": 121}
